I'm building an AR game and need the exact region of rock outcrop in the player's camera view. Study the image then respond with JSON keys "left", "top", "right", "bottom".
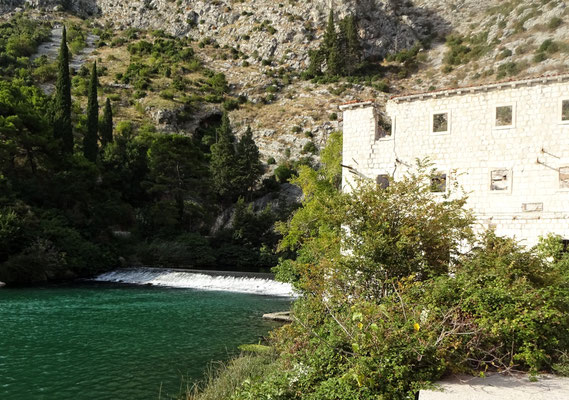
{"left": 2, "top": 0, "right": 445, "bottom": 69}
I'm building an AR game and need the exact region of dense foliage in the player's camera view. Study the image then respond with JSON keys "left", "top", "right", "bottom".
{"left": 190, "top": 135, "right": 569, "bottom": 400}
{"left": 305, "top": 11, "right": 363, "bottom": 79}
{"left": 0, "top": 16, "right": 289, "bottom": 284}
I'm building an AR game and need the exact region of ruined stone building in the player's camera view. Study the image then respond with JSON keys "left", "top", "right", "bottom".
{"left": 340, "top": 74, "right": 569, "bottom": 247}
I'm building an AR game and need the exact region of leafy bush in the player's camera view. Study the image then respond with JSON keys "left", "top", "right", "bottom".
{"left": 443, "top": 32, "right": 491, "bottom": 66}
{"left": 274, "top": 164, "right": 294, "bottom": 183}
{"left": 214, "top": 151, "right": 569, "bottom": 399}
{"left": 301, "top": 141, "right": 317, "bottom": 155}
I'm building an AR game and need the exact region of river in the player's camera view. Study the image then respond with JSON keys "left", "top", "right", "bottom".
{"left": 0, "top": 281, "right": 291, "bottom": 400}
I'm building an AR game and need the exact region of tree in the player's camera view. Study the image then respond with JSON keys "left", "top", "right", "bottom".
{"left": 339, "top": 15, "right": 361, "bottom": 75}
{"left": 323, "top": 10, "right": 342, "bottom": 75}
{"left": 305, "top": 12, "right": 362, "bottom": 78}
{"left": 83, "top": 62, "right": 99, "bottom": 162}
{"left": 53, "top": 26, "right": 73, "bottom": 155}
{"left": 146, "top": 134, "right": 207, "bottom": 227}
{"left": 210, "top": 112, "right": 239, "bottom": 200}
{"left": 100, "top": 98, "right": 113, "bottom": 148}
{"left": 236, "top": 126, "right": 263, "bottom": 198}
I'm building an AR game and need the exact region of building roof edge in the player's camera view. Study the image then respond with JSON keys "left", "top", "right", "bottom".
{"left": 389, "top": 73, "right": 569, "bottom": 103}
{"left": 339, "top": 100, "right": 375, "bottom": 110}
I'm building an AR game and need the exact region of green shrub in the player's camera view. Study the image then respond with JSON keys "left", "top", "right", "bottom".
{"left": 496, "top": 61, "right": 519, "bottom": 79}
{"left": 274, "top": 164, "right": 294, "bottom": 183}
{"left": 301, "top": 141, "right": 317, "bottom": 155}
{"left": 548, "top": 17, "right": 563, "bottom": 30}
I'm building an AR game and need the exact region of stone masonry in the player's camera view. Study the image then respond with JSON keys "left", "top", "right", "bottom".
{"left": 340, "top": 74, "right": 569, "bottom": 247}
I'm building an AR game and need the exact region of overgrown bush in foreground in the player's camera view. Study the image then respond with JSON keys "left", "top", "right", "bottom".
{"left": 188, "top": 133, "right": 569, "bottom": 400}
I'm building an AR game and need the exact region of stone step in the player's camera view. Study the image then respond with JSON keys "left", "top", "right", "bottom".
{"left": 419, "top": 373, "right": 569, "bottom": 400}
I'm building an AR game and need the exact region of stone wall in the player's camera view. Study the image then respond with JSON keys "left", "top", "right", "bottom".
{"left": 341, "top": 75, "right": 569, "bottom": 246}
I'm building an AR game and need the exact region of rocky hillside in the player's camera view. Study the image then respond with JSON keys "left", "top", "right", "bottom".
{"left": 1, "top": 0, "right": 568, "bottom": 165}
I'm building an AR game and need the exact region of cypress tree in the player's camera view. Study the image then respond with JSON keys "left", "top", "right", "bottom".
{"left": 84, "top": 62, "right": 99, "bottom": 162}
{"left": 340, "top": 15, "right": 362, "bottom": 75}
{"left": 323, "top": 10, "right": 337, "bottom": 54}
{"left": 53, "top": 25, "right": 73, "bottom": 154}
{"left": 236, "top": 126, "right": 263, "bottom": 198}
{"left": 100, "top": 98, "right": 113, "bottom": 148}
{"left": 323, "top": 10, "right": 341, "bottom": 76}
{"left": 210, "top": 112, "right": 239, "bottom": 200}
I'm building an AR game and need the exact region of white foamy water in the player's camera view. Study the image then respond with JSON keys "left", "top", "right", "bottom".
{"left": 93, "top": 268, "right": 296, "bottom": 297}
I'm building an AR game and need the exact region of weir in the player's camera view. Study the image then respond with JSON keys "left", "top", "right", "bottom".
{"left": 93, "top": 267, "right": 296, "bottom": 297}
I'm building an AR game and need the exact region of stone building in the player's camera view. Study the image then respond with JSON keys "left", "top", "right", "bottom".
{"left": 340, "top": 74, "right": 569, "bottom": 247}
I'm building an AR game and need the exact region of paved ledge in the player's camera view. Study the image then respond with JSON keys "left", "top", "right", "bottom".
{"left": 262, "top": 311, "right": 292, "bottom": 322}
{"left": 419, "top": 373, "right": 569, "bottom": 400}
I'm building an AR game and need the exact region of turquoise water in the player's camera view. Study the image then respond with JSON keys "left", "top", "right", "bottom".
{"left": 0, "top": 283, "right": 290, "bottom": 400}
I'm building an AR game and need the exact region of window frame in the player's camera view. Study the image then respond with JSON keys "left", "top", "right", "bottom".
{"left": 489, "top": 168, "right": 513, "bottom": 194}
{"left": 493, "top": 103, "right": 516, "bottom": 129}
{"left": 430, "top": 110, "right": 451, "bottom": 135}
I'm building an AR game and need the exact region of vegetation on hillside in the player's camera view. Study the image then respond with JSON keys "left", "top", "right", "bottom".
{"left": 0, "top": 15, "right": 296, "bottom": 284}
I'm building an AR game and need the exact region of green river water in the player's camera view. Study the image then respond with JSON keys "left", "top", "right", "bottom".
{"left": 0, "top": 283, "right": 290, "bottom": 400}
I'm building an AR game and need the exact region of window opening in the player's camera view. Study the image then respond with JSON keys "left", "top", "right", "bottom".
{"left": 560, "top": 166, "right": 569, "bottom": 189}
{"left": 490, "top": 169, "right": 510, "bottom": 191}
{"left": 430, "top": 173, "right": 447, "bottom": 193}
{"left": 432, "top": 113, "right": 448, "bottom": 133}
{"left": 495, "top": 105, "right": 513, "bottom": 127}
{"left": 562, "top": 100, "right": 569, "bottom": 121}
{"left": 376, "top": 174, "right": 390, "bottom": 189}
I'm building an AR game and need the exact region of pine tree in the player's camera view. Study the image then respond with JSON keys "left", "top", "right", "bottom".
{"left": 84, "top": 62, "right": 99, "bottom": 162}
{"left": 100, "top": 98, "right": 113, "bottom": 148}
{"left": 210, "top": 112, "right": 239, "bottom": 200}
{"left": 236, "top": 126, "right": 263, "bottom": 198}
{"left": 53, "top": 25, "right": 73, "bottom": 154}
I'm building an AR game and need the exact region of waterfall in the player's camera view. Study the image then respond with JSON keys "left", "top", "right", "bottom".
{"left": 93, "top": 268, "right": 296, "bottom": 297}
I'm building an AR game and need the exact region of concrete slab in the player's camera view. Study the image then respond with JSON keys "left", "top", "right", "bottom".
{"left": 262, "top": 311, "right": 292, "bottom": 322}
{"left": 420, "top": 373, "right": 569, "bottom": 400}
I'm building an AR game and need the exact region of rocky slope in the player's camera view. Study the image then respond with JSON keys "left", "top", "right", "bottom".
{"left": 2, "top": 0, "right": 568, "bottom": 165}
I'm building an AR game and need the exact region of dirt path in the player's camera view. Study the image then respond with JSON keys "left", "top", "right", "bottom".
{"left": 32, "top": 24, "right": 99, "bottom": 94}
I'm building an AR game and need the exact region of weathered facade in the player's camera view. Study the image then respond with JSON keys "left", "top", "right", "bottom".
{"left": 340, "top": 74, "right": 569, "bottom": 246}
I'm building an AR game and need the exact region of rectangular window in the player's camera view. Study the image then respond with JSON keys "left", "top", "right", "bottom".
{"left": 490, "top": 169, "right": 510, "bottom": 191}
{"left": 430, "top": 173, "right": 447, "bottom": 193}
{"left": 562, "top": 100, "right": 569, "bottom": 122}
{"left": 495, "top": 105, "right": 513, "bottom": 127}
{"left": 432, "top": 113, "right": 448, "bottom": 133}
{"left": 560, "top": 166, "right": 569, "bottom": 189}
{"left": 376, "top": 174, "right": 390, "bottom": 189}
